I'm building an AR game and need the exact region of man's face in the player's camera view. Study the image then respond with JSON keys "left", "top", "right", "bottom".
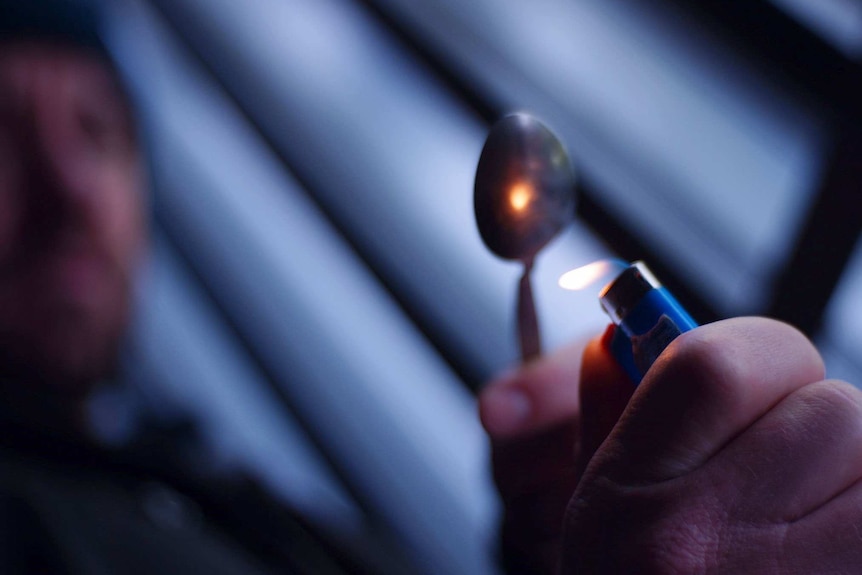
{"left": 0, "top": 42, "right": 146, "bottom": 395}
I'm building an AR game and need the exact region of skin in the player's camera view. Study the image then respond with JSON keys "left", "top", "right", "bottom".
{"left": 480, "top": 325, "right": 632, "bottom": 573}
{"left": 0, "top": 41, "right": 145, "bottom": 424}
{"left": 480, "top": 317, "right": 862, "bottom": 573}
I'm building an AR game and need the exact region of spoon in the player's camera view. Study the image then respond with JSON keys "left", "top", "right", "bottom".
{"left": 474, "top": 113, "right": 576, "bottom": 361}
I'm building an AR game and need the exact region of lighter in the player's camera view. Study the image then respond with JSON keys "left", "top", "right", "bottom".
{"left": 599, "top": 261, "right": 698, "bottom": 383}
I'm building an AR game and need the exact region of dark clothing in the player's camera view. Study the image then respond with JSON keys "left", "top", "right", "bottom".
{"left": 0, "top": 423, "right": 361, "bottom": 575}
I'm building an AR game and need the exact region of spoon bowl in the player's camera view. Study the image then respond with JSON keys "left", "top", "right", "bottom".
{"left": 474, "top": 113, "right": 576, "bottom": 263}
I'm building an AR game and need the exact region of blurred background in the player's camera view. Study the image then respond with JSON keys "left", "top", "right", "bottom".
{"left": 90, "top": 0, "right": 862, "bottom": 573}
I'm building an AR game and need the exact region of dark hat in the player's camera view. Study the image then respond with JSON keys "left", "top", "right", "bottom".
{"left": 0, "top": 0, "right": 146, "bottom": 160}
{"left": 0, "top": 0, "right": 107, "bottom": 55}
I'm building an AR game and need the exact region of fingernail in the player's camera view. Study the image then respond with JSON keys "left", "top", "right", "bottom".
{"left": 480, "top": 387, "right": 531, "bottom": 436}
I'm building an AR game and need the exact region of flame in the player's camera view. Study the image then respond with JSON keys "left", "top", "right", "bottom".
{"left": 559, "top": 259, "right": 627, "bottom": 291}
{"left": 508, "top": 183, "right": 533, "bottom": 213}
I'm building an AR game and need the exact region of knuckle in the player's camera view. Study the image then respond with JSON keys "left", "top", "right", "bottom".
{"left": 792, "top": 379, "right": 862, "bottom": 432}
{"left": 645, "top": 317, "right": 825, "bottom": 413}
{"left": 647, "top": 327, "right": 749, "bottom": 410}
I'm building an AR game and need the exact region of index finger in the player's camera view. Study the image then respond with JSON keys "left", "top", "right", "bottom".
{"left": 479, "top": 337, "right": 588, "bottom": 440}
{"left": 593, "top": 317, "right": 825, "bottom": 485}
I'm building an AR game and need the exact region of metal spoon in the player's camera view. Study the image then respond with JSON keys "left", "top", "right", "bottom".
{"left": 474, "top": 113, "right": 576, "bottom": 361}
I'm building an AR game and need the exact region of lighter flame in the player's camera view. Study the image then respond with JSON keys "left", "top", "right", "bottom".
{"left": 509, "top": 183, "right": 533, "bottom": 213}
{"left": 559, "top": 259, "right": 627, "bottom": 291}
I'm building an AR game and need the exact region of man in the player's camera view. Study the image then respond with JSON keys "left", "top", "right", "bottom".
{"left": 0, "top": 19, "right": 145, "bottom": 434}
{"left": 0, "top": 3, "right": 374, "bottom": 574}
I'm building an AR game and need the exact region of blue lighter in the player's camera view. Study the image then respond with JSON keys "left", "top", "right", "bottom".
{"left": 598, "top": 261, "right": 698, "bottom": 384}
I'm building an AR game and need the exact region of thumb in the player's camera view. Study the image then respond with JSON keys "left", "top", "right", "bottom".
{"left": 577, "top": 324, "right": 634, "bottom": 474}
{"left": 588, "top": 317, "right": 825, "bottom": 485}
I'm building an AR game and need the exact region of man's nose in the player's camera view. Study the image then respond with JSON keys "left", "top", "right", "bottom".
{"left": 26, "top": 104, "right": 100, "bottom": 232}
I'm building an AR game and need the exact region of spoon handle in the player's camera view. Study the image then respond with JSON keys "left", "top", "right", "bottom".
{"left": 518, "top": 263, "right": 541, "bottom": 361}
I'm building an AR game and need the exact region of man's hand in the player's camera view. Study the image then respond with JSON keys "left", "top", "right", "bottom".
{"left": 479, "top": 328, "right": 633, "bottom": 573}
{"left": 563, "top": 317, "right": 862, "bottom": 573}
